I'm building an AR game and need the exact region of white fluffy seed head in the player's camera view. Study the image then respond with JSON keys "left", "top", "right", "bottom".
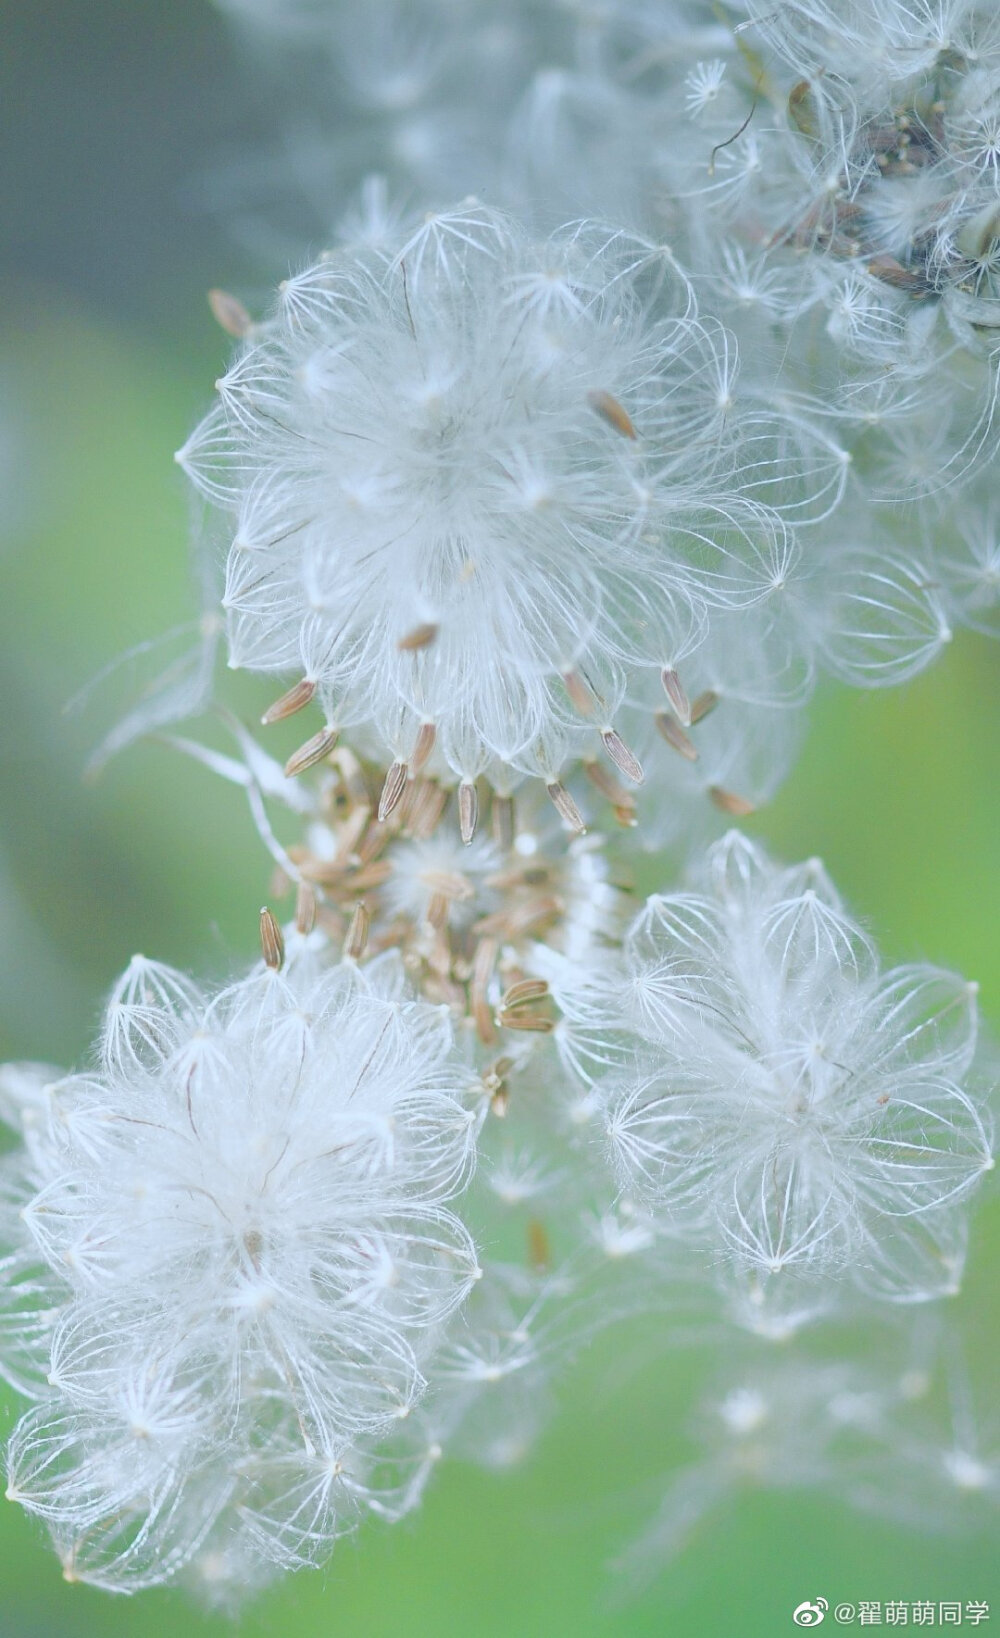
{"left": 550, "top": 832, "right": 994, "bottom": 1314}
{"left": 0, "top": 947, "right": 481, "bottom": 1590}
{"left": 179, "top": 203, "right": 792, "bottom": 787}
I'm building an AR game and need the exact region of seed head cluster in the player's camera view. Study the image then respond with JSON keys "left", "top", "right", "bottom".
{"left": 3, "top": 0, "right": 999, "bottom": 1607}
{"left": 546, "top": 833, "right": 994, "bottom": 1322}
{"left": 0, "top": 950, "right": 480, "bottom": 1592}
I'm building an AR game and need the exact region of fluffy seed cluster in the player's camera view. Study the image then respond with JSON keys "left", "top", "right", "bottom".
{"left": 545, "top": 833, "right": 994, "bottom": 1322}
{"left": 4, "top": 0, "right": 1000, "bottom": 1608}
{"left": 178, "top": 203, "right": 807, "bottom": 792}
{"left": 0, "top": 948, "right": 481, "bottom": 1592}
{"left": 168, "top": 721, "right": 628, "bottom": 1053}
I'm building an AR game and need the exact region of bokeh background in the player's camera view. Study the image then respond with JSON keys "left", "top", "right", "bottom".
{"left": 1, "top": 3, "right": 998, "bottom": 1633}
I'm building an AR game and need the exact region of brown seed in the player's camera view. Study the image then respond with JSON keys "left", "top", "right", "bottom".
{"left": 563, "top": 669, "right": 596, "bottom": 716}
{"left": 329, "top": 804, "right": 372, "bottom": 868}
{"left": 357, "top": 815, "right": 390, "bottom": 865}
{"left": 486, "top": 863, "right": 549, "bottom": 891}
{"left": 866, "top": 254, "right": 929, "bottom": 294}
{"left": 546, "top": 780, "right": 586, "bottom": 834}
{"left": 342, "top": 861, "right": 394, "bottom": 893}
{"left": 471, "top": 937, "right": 498, "bottom": 1045}
{"left": 475, "top": 895, "right": 561, "bottom": 939}
{"left": 259, "top": 906, "right": 284, "bottom": 971}
{"left": 613, "top": 803, "right": 639, "bottom": 828}
{"left": 787, "top": 78, "right": 819, "bottom": 139}
{"left": 498, "top": 1010, "right": 555, "bottom": 1034}
{"left": 343, "top": 902, "right": 370, "bottom": 961}
{"left": 425, "top": 892, "right": 451, "bottom": 931}
{"left": 406, "top": 779, "right": 447, "bottom": 840}
{"left": 527, "top": 1218, "right": 551, "bottom": 1271}
{"left": 499, "top": 978, "right": 549, "bottom": 1012}
{"left": 299, "top": 857, "right": 346, "bottom": 887}
{"left": 458, "top": 780, "right": 479, "bottom": 845}
{"left": 207, "top": 287, "right": 252, "bottom": 338}
{"left": 601, "top": 727, "right": 644, "bottom": 785}
{"left": 378, "top": 760, "right": 409, "bottom": 823}
{"left": 654, "top": 709, "right": 698, "bottom": 762}
{"left": 689, "top": 689, "right": 719, "bottom": 724}
{"left": 583, "top": 757, "right": 634, "bottom": 809}
{"left": 284, "top": 725, "right": 339, "bottom": 778}
{"left": 587, "top": 389, "right": 637, "bottom": 439}
{"left": 397, "top": 622, "right": 439, "bottom": 652}
{"left": 261, "top": 677, "right": 316, "bottom": 726}
{"left": 295, "top": 880, "right": 317, "bottom": 935}
{"left": 410, "top": 721, "right": 436, "bottom": 774}
{"left": 708, "top": 785, "right": 756, "bottom": 817}
{"left": 661, "top": 667, "right": 691, "bottom": 725}
{"left": 491, "top": 793, "right": 515, "bottom": 850}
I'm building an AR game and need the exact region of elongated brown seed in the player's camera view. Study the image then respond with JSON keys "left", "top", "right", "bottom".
{"left": 425, "top": 892, "right": 451, "bottom": 931}
{"left": 284, "top": 725, "right": 339, "bottom": 777}
{"left": 546, "top": 780, "right": 586, "bottom": 834}
{"left": 259, "top": 906, "right": 284, "bottom": 971}
{"left": 690, "top": 689, "right": 719, "bottom": 724}
{"left": 458, "top": 780, "right": 479, "bottom": 845}
{"left": 471, "top": 937, "right": 498, "bottom": 1045}
{"left": 344, "top": 861, "right": 394, "bottom": 892}
{"left": 295, "top": 880, "right": 317, "bottom": 936}
{"left": 397, "top": 622, "right": 439, "bottom": 652}
{"left": 587, "top": 389, "right": 637, "bottom": 439}
{"left": 343, "top": 902, "right": 370, "bottom": 961}
{"left": 563, "top": 669, "right": 596, "bottom": 716}
{"left": 661, "top": 667, "right": 691, "bottom": 725}
{"left": 406, "top": 779, "right": 447, "bottom": 840}
{"left": 787, "top": 78, "right": 819, "bottom": 139}
{"left": 582, "top": 757, "right": 635, "bottom": 810}
{"left": 527, "top": 1218, "right": 551, "bottom": 1271}
{"left": 491, "top": 793, "right": 515, "bottom": 850}
{"left": 708, "top": 785, "right": 756, "bottom": 816}
{"left": 866, "top": 254, "right": 929, "bottom": 293}
{"left": 208, "top": 287, "right": 252, "bottom": 338}
{"left": 654, "top": 709, "right": 698, "bottom": 761}
{"left": 261, "top": 677, "right": 316, "bottom": 726}
{"left": 499, "top": 978, "right": 549, "bottom": 1012}
{"left": 498, "top": 1010, "right": 555, "bottom": 1034}
{"left": 601, "top": 727, "right": 644, "bottom": 785}
{"left": 378, "top": 760, "right": 408, "bottom": 823}
{"left": 329, "top": 804, "right": 372, "bottom": 868}
{"left": 410, "top": 721, "right": 436, "bottom": 774}
{"left": 475, "top": 895, "right": 562, "bottom": 938}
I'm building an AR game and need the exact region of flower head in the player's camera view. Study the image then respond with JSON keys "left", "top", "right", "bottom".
{"left": 178, "top": 204, "right": 788, "bottom": 793}
{"left": 547, "top": 833, "right": 994, "bottom": 1317}
{"left": 0, "top": 946, "right": 480, "bottom": 1589}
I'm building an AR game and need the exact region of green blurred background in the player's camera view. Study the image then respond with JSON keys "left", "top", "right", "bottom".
{"left": 1, "top": 3, "right": 998, "bottom": 1633}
